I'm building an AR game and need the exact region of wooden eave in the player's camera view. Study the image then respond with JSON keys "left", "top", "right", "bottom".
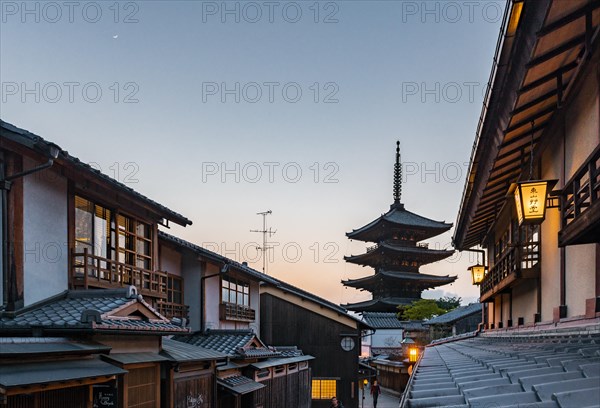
{"left": 454, "top": 0, "right": 600, "bottom": 249}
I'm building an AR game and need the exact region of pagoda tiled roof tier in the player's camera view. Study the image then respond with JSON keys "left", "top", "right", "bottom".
{"left": 344, "top": 242, "right": 454, "bottom": 268}
{"left": 342, "top": 297, "right": 420, "bottom": 313}
{"left": 342, "top": 270, "right": 456, "bottom": 291}
{"left": 347, "top": 203, "right": 452, "bottom": 243}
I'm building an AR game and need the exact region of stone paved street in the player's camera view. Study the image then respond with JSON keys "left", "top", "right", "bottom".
{"left": 358, "top": 388, "right": 400, "bottom": 408}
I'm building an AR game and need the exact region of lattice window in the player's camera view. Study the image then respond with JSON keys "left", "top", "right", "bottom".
{"left": 311, "top": 379, "right": 337, "bottom": 400}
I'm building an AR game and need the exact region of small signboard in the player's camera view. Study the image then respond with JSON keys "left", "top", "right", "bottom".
{"left": 93, "top": 384, "right": 118, "bottom": 408}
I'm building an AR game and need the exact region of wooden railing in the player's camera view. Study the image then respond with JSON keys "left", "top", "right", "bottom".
{"left": 481, "top": 246, "right": 519, "bottom": 295}
{"left": 72, "top": 248, "right": 167, "bottom": 299}
{"left": 157, "top": 300, "right": 189, "bottom": 320}
{"left": 560, "top": 144, "right": 600, "bottom": 245}
{"left": 219, "top": 302, "right": 256, "bottom": 322}
{"left": 481, "top": 239, "right": 540, "bottom": 299}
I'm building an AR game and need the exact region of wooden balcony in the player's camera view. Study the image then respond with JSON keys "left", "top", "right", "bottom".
{"left": 559, "top": 144, "right": 600, "bottom": 246}
{"left": 156, "top": 300, "right": 189, "bottom": 320}
{"left": 72, "top": 248, "right": 167, "bottom": 299}
{"left": 480, "top": 243, "right": 540, "bottom": 302}
{"left": 219, "top": 302, "right": 256, "bottom": 322}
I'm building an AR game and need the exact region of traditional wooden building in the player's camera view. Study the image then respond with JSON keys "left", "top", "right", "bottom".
{"left": 158, "top": 233, "right": 314, "bottom": 408}
{"left": 259, "top": 277, "right": 370, "bottom": 408}
{"left": 424, "top": 303, "right": 482, "bottom": 341}
{"left": 453, "top": 0, "right": 600, "bottom": 329}
{"left": 343, "top": 142, "right": 456, "bottom": 314}
{"left": 0, "top": 121, "right": 226, "bottom": 407}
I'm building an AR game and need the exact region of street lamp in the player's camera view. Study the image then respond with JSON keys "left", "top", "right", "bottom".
{"left": 408, "top": 346, "right": 418, "bottom": 363}
{"left": 401, "top": 337, "right": 418, "bottom": 364}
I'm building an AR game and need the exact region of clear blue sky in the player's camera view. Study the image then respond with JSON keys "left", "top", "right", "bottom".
{"left": 1, "top": 0, "right": 505, "bottom": 305}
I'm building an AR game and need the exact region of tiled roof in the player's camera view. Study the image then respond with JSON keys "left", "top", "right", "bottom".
{"left": 275, "top": 346, "right": 304, "bottom": 358}
{"left": 361, "top": 313, "right": 429, "bottom": 330}
{"left": 174, "top": 330, "right": 280, "bottom": 359}
{"left": 0, "top": 120, "right": 191, "bottom": 226}
{"left": 347, "top": 204, "right": 452, "bottom": 239}
{"left": 161, "top": 338, "right": 228, "bottom": 362}
{"left": 159, "top": 232, "right": 369, "bottom": 329}
{"left": 424, "top": 303, "right": 482, "bottom": 325}
{"left": 0, "top": 358, "right": 127, "bottom": 389}
{"left": 401, "top": 327, "right": 600, "bottom": 408}
{"left": 362, "top": 312, "right": 405, "bottom": 329}
{"left": 0, "top": 288, "right": 188, "bottom": 334}
{"left": 218, "top": 375, "right": 265, "bottom": 395}
{"left": 0, "top": 337, "right": 111, "bottom": 357}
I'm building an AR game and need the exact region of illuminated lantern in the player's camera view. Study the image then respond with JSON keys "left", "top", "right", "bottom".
{"left": 408, "top": 346, "right": 418, "bottom": 363}
{"left": 468, "top": 264, "right": 486, "bottom": 286}
{"left": 508, "top": 180, "right": 557, "bottom": 225}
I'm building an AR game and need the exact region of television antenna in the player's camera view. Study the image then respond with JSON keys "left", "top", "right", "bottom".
{"left": 250, "top": 210, "right": 276, "bottom": 274}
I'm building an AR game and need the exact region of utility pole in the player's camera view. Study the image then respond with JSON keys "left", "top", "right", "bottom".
{"left": 250, "top": 210, "right": 276, "bottom": 274}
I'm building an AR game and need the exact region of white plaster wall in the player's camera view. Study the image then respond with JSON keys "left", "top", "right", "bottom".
{"left": 160, "top": 245, "right": 182, "bottom": 276}
{"left": 564, "top": 65, "right": 599, "bottom": 180}
{"left": 204, "top": 262, "right": 222, "bottom": 330}
{"left": 512, "top": 278, "right": 537, "bottom": 325}
{"left": 562, "top": 65, "right": 599, "bottom": 318}
{"left": 23, "top": 164, "right": 68, "bottom": 306}
{"left": 565, "top": 244, "right": 596, "bottom": 317}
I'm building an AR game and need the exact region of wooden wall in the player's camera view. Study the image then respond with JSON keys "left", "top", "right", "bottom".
{"left": 260, "top": 294, "right": 361, "bottom": 408}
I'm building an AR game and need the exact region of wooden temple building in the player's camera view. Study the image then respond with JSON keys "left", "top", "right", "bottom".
{"left": 342, "top": 142, "right": 457, "bottom": 314}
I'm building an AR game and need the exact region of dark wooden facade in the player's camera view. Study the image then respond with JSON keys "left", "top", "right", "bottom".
{"left": 261, "top": 293, "right": 362, "bottom": 408}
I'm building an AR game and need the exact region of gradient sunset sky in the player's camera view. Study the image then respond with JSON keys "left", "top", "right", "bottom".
{"left": 1, "top": 0, "right": 505, "bottom": 306}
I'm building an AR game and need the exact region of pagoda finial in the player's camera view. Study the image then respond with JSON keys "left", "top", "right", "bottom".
{"left": 393, "top": 140, "right": 402, "bottom": 205}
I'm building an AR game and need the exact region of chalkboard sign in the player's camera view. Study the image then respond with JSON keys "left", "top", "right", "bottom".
{"left": 93, "top": 384, "right": 118, "bottom": 407}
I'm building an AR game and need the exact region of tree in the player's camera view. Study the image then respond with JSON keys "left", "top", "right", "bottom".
{"left": 435, "top": 296, "right": 461, "bottom": 312}
{"left": 398, "top": 299, "right": 446, "bottom": 320}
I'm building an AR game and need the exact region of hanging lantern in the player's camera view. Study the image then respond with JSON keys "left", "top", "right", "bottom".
{"left": 508, "top": 180, "right": 558, "bottom": 226}
{"left": 468, "top": 264, "right": 486, "bottom": 285}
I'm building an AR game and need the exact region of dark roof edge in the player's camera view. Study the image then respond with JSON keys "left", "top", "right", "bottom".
{"left": 453, "top": 0, "right": 552, "bottom": 249}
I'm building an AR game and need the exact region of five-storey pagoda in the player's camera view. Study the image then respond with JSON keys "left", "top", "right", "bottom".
{"left": 342, "top": 142, "right": 457, "bottom": 313}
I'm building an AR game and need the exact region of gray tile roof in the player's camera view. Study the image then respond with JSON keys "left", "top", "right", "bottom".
{"left": 217, "top": 375, "right": 265, "bottom": 395}
{"left": 347, "top": 205, "right": 452, "bottom": 238}
{"left": 0, "top": 358, "right": 127, "bottom": 389}
{"left": 362, "top": 312, "right": 405, "bottom": 329}
{"left": 424, "top": 303, "right": 482, "bottom": 325}
{"left": 161, "top": 338, "right": 228, "bottom": 362}
{"left": 361, "top": 313, "right": 429, "bottom": 330}
{"left": 0, "top": 288, "right": 189, "bottom": 334}
{"left": 400, "top": 327, "right": 600, "bottom": 408}
{"left": 0, "top": 337, "right": 111, "bottom": 357}
{"left": 0, "top": 120, "right": 191, "bottom": 226}
{"left": 174, "top": 330, "right": 280, "bottom": 359}
{"left": 250, "top": 355, "right": 314, "bottom": 369}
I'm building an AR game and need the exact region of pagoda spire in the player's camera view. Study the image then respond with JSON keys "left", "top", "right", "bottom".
{"left": 393, "top": 141, "right": 402, "bottom": 205}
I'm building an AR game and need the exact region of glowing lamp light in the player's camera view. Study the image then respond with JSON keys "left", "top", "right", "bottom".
{"left": 469, "top": 264, "right": 486, "bottom": 286}
{"left": 409, "top": 347, "right": 418, "bottom": 363}
{"left": 508, "top": 180, "right": 558, "bottom": 226}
